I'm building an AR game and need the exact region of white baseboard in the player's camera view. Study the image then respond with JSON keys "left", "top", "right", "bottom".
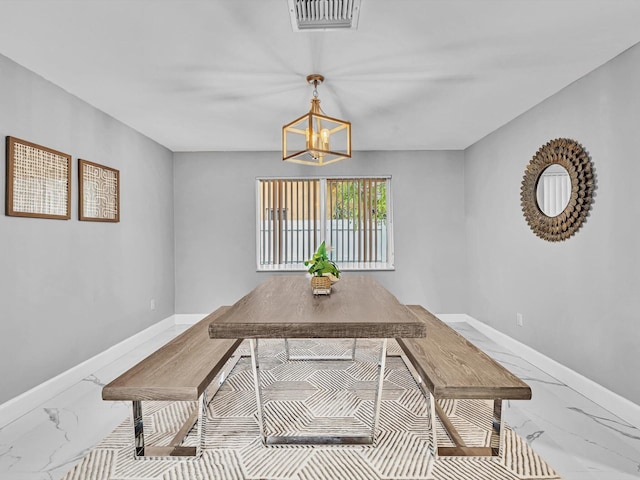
{"left": 174, "top": 313, "right": 207, "bottom": 325}
{"left": 436, "top": 314, "right": 471, "bottom": 323}
{"left": 0, "top": 315, "right": 176, "bottom": 429}
{"left": 437, "top": 313, "right": 640, "bottom": 430}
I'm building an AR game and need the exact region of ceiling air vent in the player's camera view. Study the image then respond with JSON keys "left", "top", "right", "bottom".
{"left": 288, "top": 0, "right": 362, "bottom": 31}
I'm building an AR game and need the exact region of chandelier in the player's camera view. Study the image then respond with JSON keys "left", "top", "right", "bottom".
{"left": 282, "top": 74, "right": 351, "bottom": 166}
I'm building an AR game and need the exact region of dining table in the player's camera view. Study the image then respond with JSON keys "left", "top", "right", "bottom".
{"left": 208, "top": 274, "right": 427, "bottom": 445}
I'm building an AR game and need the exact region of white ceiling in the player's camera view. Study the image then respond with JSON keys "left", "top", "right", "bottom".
{"left": 1, "top": 0, "right": 640, "bottom": 152}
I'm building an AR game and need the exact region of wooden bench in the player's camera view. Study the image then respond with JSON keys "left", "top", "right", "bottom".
{"left": 396, "top": 305, "right": 532, "bottom": 458}
{"left": 102, "top": 306, "right": 243, "bottom": 459}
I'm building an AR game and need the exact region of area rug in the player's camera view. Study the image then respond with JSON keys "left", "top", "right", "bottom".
{"left": 62, "top": 339, "right": 562, "bottom": 480}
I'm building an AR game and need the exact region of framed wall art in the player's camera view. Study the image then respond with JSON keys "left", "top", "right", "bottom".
{"left": 5, "top": 136, "right": 72, "bottom": 220}
{"left": 78, "top": 159, "right": 120, "bottom": 222}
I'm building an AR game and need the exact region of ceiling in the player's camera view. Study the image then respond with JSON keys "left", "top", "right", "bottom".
{"left": 1, "top": 0, "right": 640, "bottom": 152}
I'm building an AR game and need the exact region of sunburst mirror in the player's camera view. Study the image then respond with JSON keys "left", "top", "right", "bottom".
{"left": 521, "top": 138, "right": 595, "bottom": 242}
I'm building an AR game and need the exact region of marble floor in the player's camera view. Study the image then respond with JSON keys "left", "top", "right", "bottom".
{"left": 1, "top": 321, "right": 639, "bottom": 480}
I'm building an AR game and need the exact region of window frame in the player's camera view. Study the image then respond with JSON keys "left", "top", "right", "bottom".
{"left": 256, "top": 175, "right": 394, "bottom": 272}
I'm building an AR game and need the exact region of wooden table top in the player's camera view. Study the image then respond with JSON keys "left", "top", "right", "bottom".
{"left": 208, "top": 275, "right": 427, "bottom": 339}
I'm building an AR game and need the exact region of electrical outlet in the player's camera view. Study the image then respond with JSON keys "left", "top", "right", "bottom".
{"left": 516, "top": 313, "right": 524, "bottom": 327}
{"left": 150, "top": 299, "right": 156, "bottom": 311}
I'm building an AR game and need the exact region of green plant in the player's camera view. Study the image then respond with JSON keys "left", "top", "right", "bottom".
{"left": 304, "top": 241, "right": 340, "bottom": 278}
{"left": 331, "top": 181, "right": 387, "bottom": 222}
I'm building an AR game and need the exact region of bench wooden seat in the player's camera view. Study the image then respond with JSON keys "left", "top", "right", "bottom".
{"left": 396, "top": 305, "right": 531, "bottom": 458}
{"left": 103, "top": 306, "right": 243, "bottom": 458}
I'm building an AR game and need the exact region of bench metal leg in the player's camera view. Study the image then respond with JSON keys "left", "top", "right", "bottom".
{"left": 491, "top": 399, "right": 504, "bottom": 457}
{"left": 284, "top": 338, "right": 357, "bottom": 361}
{"left": 434, "top": 398, "right": 504, "bottom": 457}
{"left": 250, "top": 338, "right": 387, "bottom": 445}
{"left": 133, "top": 399, "right": 144, "bottom": 457}
{"left": 128, "top": 352, "right": 243, "bottom": 459}
{"left": 428, "top": 393, "right": 438, "bottom": 457}
{"left": 131, "top": 389, "right": 207, "bottom": 459}
{"left": 399, "top": 354, "right": 505, "bottom": 458}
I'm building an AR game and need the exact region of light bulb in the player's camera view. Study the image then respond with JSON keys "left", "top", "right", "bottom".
{"left": 320, "top": 128, "right": 330, "bottom": 150}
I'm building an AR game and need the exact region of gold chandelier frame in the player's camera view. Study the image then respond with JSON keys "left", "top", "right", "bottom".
{"left": 282, "top": 74, "right": 352, "bottom": 166}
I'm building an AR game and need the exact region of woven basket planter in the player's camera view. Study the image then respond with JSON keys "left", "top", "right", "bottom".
{"left": 311, "top": 275, "right": 332, "bottom": 294}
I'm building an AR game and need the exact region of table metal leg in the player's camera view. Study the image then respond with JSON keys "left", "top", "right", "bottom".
{"left": 249, "top": 339, "right": 267, "bottom": 444}
{"left": 371, "top": 338, "right": 387, "bottom": 441}
{"left": 251, "top": 338, "right": 387, "bottom": 445}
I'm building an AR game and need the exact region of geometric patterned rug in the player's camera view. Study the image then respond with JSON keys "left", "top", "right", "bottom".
{"left": 62, "top": 339, "right": 562, "bottom": 480}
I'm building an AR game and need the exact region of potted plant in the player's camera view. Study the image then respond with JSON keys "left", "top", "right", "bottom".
{"left": 304, "top": 241, "right": 340, "bottom": 294}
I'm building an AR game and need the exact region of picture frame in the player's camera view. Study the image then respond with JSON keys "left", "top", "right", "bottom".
{"left": 78, "top": 159, "right": 120, "bottom": 222}
{"left": 5, "top": 136, "right": 72, "bottom": 220}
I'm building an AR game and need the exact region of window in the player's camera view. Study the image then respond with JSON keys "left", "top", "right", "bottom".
{"left": 257, "top": 176, "right": 393, "bottom": 270}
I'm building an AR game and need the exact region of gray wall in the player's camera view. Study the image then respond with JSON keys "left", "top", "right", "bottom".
{"left": 0, "top": 54, "right": 175, "bottom": 403}
{"left": 464, "top": 43, "right": 640, "bottom": 404}
{"left": 174, "top": 150, "right": 467, "bottom": 315}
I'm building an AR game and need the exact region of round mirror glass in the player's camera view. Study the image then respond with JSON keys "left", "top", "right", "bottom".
{"left": 536, "top": 164, "right": 571, "bottom": 217}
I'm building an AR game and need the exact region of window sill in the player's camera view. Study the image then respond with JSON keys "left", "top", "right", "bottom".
{"left": 257, "top": 262, "right": 395, "bottom": 273}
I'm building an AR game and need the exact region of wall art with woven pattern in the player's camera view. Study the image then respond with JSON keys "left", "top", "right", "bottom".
{"left": 5, "top": 136, "right": 71, "bottom": 220}
{"left": 78, "top": 159, "right": 120, "bottom": 222}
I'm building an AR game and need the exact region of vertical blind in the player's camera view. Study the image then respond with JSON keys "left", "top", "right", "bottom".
{"left": 326, "top": 178, "right": 387, "bottom": 264}
{"left": 259, "top": 179, "right": 320, "bottom": 266}
{"left": 258, "top": 177, "right": 391, "bottom": 269}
